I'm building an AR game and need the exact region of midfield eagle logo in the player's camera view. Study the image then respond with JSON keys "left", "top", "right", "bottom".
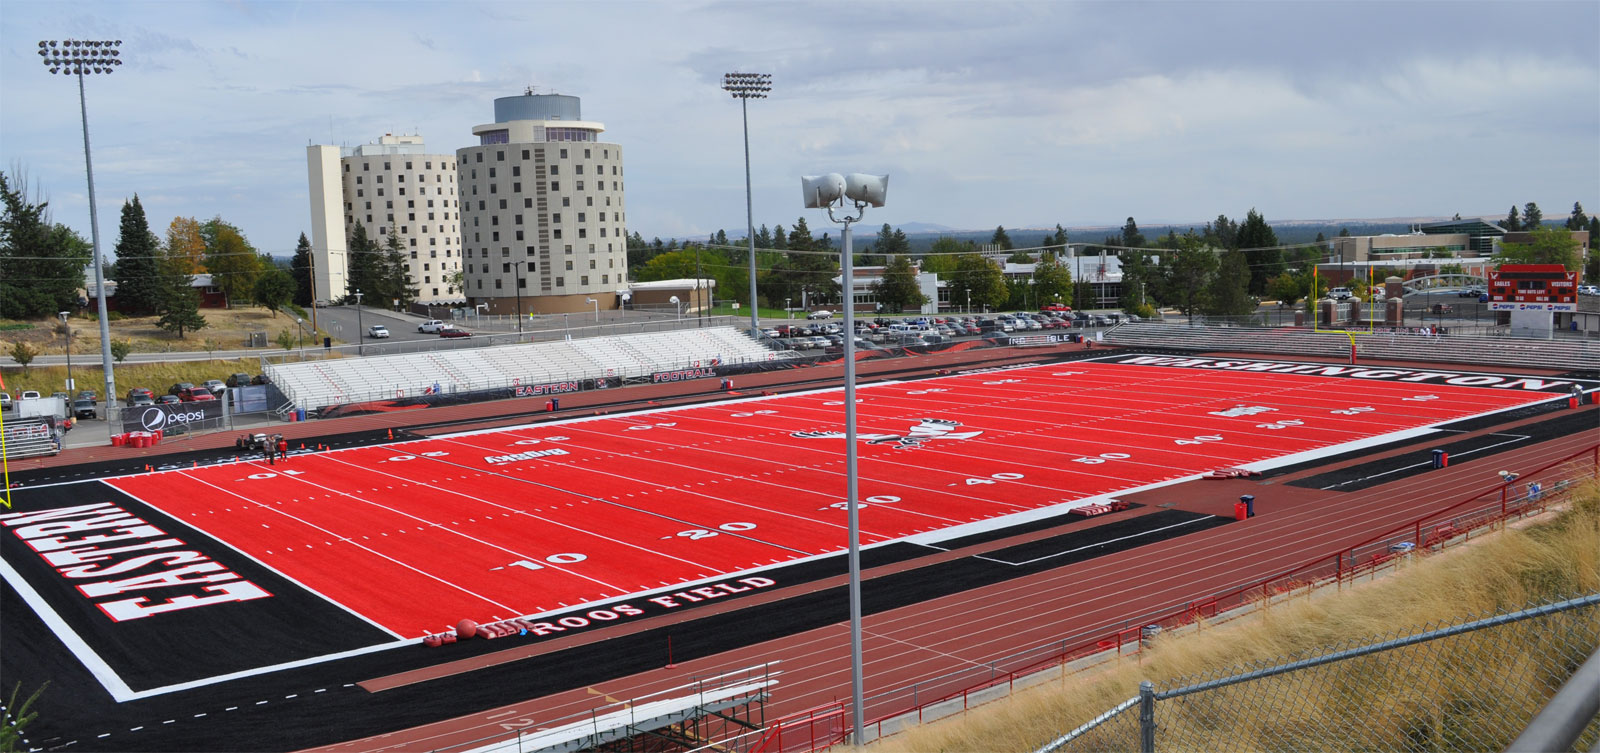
{"left": 792, "top": 418, "right": 983, "bottom": 449}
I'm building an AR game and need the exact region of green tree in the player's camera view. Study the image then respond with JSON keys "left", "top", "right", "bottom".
{"left": 1503, "top": 205, "right": 1522, "bottom": 231}
{"left": 253, "top": 266, "right": 295, "bottom": 316}
{"left": 1522, "top": 202, "right": 1542, "bottom": 230}
{"left": 870, "top": 254, "right": 927, "bottom": 313}
{"left": 770, "top": 223, "right": 787, "bottom": 251}
{"left": 0, "top": 172, "right": 92, "bottom": 319}
{"left": 948, "top": 253, "right": 1008, "bottom": 312}
{"left": 199, "top": 217, "right": 260, "bottom": 308}
{"left": 772, "top": 217, "right": 838, "bottom": 305}
{"left": 343, "top": 222, "right": 382, "bottom": 301}
{"left": 8, "top": 341, "right": 38, "bottom": 371}
{"left": 1119, "top": 248, "right": 1156, "bottom": 314}
{"left": 155, "top": 240, "right": 205, "bottom": 338}
{"left": 1236, "top": 208, "right": 1282, "bottom": 294}
{"left": 1165, "top": 233, "right": 1218, "bottom": 320}
{"left": 990, "top": 226, "right": 1013, "bottom": 250}
{"left": 1495, "top": 226, "right": 1581, "bottom": 270}
{"left": 380, "top": 232, "right": 418, "bottom": 309}
{"left": 1206, "top": 214, "right": 1238, "bottom": 249}
{"left": 918, "top": 237, "right": 964, "bottom": 277}
{"left": 1120, "top": 217, "right": 1145, "bottom": 248}
{"left": 1565, "top": 202, "right": 1588, "bottom": 231}
{"left": 112, "top": 195, "right": 163, "bottom": 315}
{"left": 1006, "top": 249, "right": 1035, "bottom": 264}
{"left": 109, "top": 338, "right": 132, "bottom": 362}
{"left": 1588, "top": 217, "right": 1600, "bottom": 283}
{"left": 275, "top": 329, "right": 296, "bottom": 351}
{"left": 290, "top": 232, "right": 313, "bottom": 307}
{"left": 1033, "top": 253, "right": 1072, "bottom": 308}
{"left": 754, "top": 224, "right": 772, "bottom": 249}
{"left": 1202, "top": 250, "right": 1254, "bottom": 316}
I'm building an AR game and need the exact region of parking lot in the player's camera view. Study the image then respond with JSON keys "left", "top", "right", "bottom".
{"left": 759, "top": 310, "right": 1121, "bottom": 352}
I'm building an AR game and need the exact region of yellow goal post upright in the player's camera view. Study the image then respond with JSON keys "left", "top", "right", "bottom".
{"left": 1310, "top": 265, "right": 1375, "bottom": 364}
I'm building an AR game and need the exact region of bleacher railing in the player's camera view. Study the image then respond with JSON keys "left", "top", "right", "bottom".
{"left": 752, "top": 442, "right": 1600, "bottom": 752}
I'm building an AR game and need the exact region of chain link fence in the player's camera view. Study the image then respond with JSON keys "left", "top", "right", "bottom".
{"left": 1040, "top": 594, "right": 1600, "bottom": 753}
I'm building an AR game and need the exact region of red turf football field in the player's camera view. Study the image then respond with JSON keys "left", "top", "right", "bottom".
{"left": 106, "top": 359, "right": 1555, "bottom": 637}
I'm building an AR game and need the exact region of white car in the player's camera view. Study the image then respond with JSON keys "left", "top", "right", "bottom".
{"left": 806, "top": 310, "right": 833, "bottom": 320}
{"left": 417, "top": 319, "right": 451, "bottom": 333}
{"left": 20, "top": 390, "right": 41, "bottom": 400}
{"left": 368, "top": 325, "right": 390, "bottom": 338}
{"left": 1329, "top": 287, "right": 1354, "bottom": 301}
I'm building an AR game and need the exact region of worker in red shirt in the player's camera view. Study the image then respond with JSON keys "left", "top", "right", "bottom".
{"left": 276, "top": 435, "right": 289, "bottom": 462}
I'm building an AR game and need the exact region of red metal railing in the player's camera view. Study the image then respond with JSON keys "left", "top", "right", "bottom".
{"left": 753, "top": 442, "right": 1599, "bottom": 752}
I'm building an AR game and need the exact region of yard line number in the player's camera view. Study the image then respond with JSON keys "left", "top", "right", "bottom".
{"left": 1331, "top": 406, "right": 1376, "bottom": 415}
{"left": 1072, "top": 453, "right": 1131, "bottom": 465}
{"left": 662, "top": 522, "right": 758, "bottom": 540}
{"left": 1175, "top": 435, "right": 1224, "bottom": 445}
{"left": 503, "top": 553, "right": 588, "bottom": 571}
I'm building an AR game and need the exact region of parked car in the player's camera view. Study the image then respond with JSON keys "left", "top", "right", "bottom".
{"left": 180, "top": 387, "right": 216, "bottom": 402}
{"left": 1458, "top": 287, "right": 1486, "bottom": 298}
{"left": 1430, "top": 303, "right": 1454, "bottom": 315}
{"left": 73, "top": 399, "right": 97, "bottom": 420}
{"left": 806, "top": 310, "right": 833, "bottom": 320}
{"left": 251, "top": 374, "right": 272, "bottom": 386}
{"left": 417, "top": 319, "right": 452, "bottom": 333}
{"left": 168, "top": 382, "right": 196, "bottom": 397}
{"left": 225, "top": 373, "right": 252, "bottom": 389}
{"left": 127, "top": 392, "right": 155, "bottom": 407}
{"left": 439, "top": 329, "right": 473, "bottom": 338}
{"left": 0, "top": 393, "right": 10, "bottom": 410}
{"left": 76, "top": 390, "right": 98, "bottom": 404}
{"left": 1041, "top": 303, "right": 1071, "bottom": 312}
{"left": 202, "top": 379, "right": 226, "bottom": 396}
{"left": 1579, "top": 284, "right": 1599, "bottom": 296}
{"left": 20, "top": 390, "right": 41, "bottom": 400}
{"left": 1329, "top": 287, "right": 1354, "bottom": 301}
{"left": 127, "top": 387, "right": 154, "bottom": 403}
{"left": 368, "top": 324, "right": 390, "bottom": 338}
{"left": 157, "top": 394, "right": 182, "bottom": 405}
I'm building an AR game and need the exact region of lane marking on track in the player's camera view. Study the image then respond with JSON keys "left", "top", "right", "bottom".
{"left": 861, "top": 626, "right": 990, "bottom": 669}
{"left": 1319, "top": 434, "right": 1532, "bottom": 491}
{"left": 974, "top": 516, "right": 1217, "bottom": 567}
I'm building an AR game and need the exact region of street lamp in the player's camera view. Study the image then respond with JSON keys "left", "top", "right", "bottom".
{"left": 966, "top": 289, "right": 972, "bottom": 315}
{"left": 785, "top": 298, "right": 792, "bottom": 320}
{"left": 40, "top": 39, "right": 121, "bottom": 422}
{"left": 669, "top": 295, "right": 683, "bottom": 322}
{"left": 723, "top": 71, "right": 772, "bottom": 337}
{"left": 295, "top": 317, "right": 305, "bottom": 360}
{"left": 585, "top": 297, "right": 599, "bottom": 323}
{"left": 802, "top": 171, "right": 888, "bottom": 746}
{"left": 59, "top": 311, "right": 73, "bottom": 393}
{"left": 353, "top": 290, "right": 364, "bottom": 355}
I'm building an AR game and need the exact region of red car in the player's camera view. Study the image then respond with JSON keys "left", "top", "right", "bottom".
{"left": 180, "top": 387, "right": 216, "bottom": 402}
{"left": 1041, "top": 303, "right": 1071, "bottom": 313}
{"left": 438, "top": 329, "right": 473, "bottom": 338}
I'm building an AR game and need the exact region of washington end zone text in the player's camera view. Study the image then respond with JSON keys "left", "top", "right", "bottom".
{"left": 1115, "top": 355, "right": 1580, "bottom": 392}
{"left": 0, "top": 501, "right": 271, "bottom": 622}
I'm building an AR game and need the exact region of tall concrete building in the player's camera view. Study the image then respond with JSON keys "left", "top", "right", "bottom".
{"left": 305, "top": 133, "right": 464, "bottom": 305}
{"left": 456, "top": 91, "right": 628, "bottom": 315}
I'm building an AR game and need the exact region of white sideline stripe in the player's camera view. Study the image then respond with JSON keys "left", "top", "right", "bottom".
{"left": 0, "top": 557, "right": 136, "bottom": 702}
{"left": 975, "top": 516, "right": 1218, "bottom": 566}
{"left": 431, "top": 382, "right": 901, "bottom": 441}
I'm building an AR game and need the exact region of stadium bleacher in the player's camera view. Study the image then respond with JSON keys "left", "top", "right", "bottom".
{"left": 265, "top": 326, "right": 794, "bottom": 412}
{"left": 1104, "top": 323, "right": 1600, "bottom": 371}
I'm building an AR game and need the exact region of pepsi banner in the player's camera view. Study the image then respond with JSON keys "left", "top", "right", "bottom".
{"left": 120, "top": 400, "right": 225, "bottom": 434}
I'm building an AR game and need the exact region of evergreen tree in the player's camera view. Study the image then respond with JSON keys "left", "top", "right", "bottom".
{"left": 869, "top": 254, "right": 927, "bottom": 313}
{"left": 1522, "top": 202, "right": 1543, "bottom": 230}
{"left": 344, "top": 222, "right": 382, "bottom": 301}
{"left": 155, "top": 245, "right": 205, "bottom": 338}
{"left": 112, "top": 195, "right": 163, "bottom": 315}
{"left": 918, "top": 237, "right": 963, "bottom": 277}
{"left": 1118, "top": 248, "right": 1156, "bottom": 314}
{"left": 1033, "top": 253, "right": 1073, "bottom": 308}
{"left": 1587, "top": 217, "right": 1600, "bottom": 283}
{"left": 714, "top": 229, "right": 728, "bottom": 246}
{"left": 990, "top": 225, "right": 1013, "bottom": 250}
{"left": 1504, "top": 205, "right": 1522, "bottom": 231}
{"left": 1207, "top": 214, "right": 1238, "bottom": 249}
{"left": 755, "top": 224, "right": 772, "bottom": 249}
{"left": 290, "top": 232, "right": 313, "bottom": 306}
{"left": 1236, "top": 208, "right": 1282, "bottom": 294}
{"left": 1314, "top": 232, "right": 1326, "bottom": 243}
{"left": 1338, "top": 227, "right": 1351, "bottom": 237}
{"left": 1566, "top": 202, "right": 1589, "bottom": 231}
{"left": 0, "top": 172, "right": 92, "bottom": 319}
{"left": 199, "top": 217, "right": 260, "bottom": 308}
{"left": 1006, "top": 249, "right": 1035, "bottom": 263}
{"left": 1202, "top": 250, "right": 1254, "bottom": 316}
{"left": 1120, "top": 217, "right": 1145, "bottom": 248}
{"left": 381, "top": 232, "right": 418, "bottom": 309}
{"left": 1165, "top": 233, "right": 1218, "bottom": 321}
{"left": 770, "top": 223, "right": 787, "bottom": 251}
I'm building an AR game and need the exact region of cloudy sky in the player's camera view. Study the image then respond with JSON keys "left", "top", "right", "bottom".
{"left": 2, "top": 1, "right": 1596, "bottom": 257}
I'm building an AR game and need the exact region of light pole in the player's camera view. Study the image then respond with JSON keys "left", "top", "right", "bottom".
{"left": 966, "top": 290, "right": 971, "bottom": 315}
{"left": 785, "top": 298, "right": 792, "bottom": 320}
{"left": 59, "top": 312, "right": 73, "bottom": 394}
{"left": 40, "top": 39, "right": 121, "bottom": 422}
{"left": 562, "top": 312, "right": 570, "bottom": 341}
{"left": 669, "top": 295, "right": 683, "bottom": 322}
{"left": 803, "top": 171, "right": 888, "bottom": 746}
{"left": 585, "top": 297, "right": 599, "bottom": 323}
{"left": 723, "top": 72, "right": 772, "bottom": 337}
{"left": 295, "top": 317, "right": 305, "bottom": 360}
{"left": 353, "top": 290, "right": 364, "bottom": 355}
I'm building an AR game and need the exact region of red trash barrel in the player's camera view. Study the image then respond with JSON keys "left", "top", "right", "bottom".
{"left": 111, "top": 433, "right": 125, "bottom": 447}
{"left": 1234, "top": 502, "right": 1248, "bottom": 521}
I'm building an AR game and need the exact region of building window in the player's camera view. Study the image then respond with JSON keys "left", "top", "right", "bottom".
{"left": 495, "top": 279, "right": 502, "bottom": 289}
{"left": 476, "top": 280, "right": 483, "bottom": 289}
{"left": 581, "top": 275, "right": 589, "bottom": 285}
{"left": 577, "top": 212, "right": 586, "bottom": 222}
{"left": 489, "top": 184, "right": 497, "bottom": 194}
{"left": 475, "top": 153, "right": 482, "bottom": 163}
{"left": 602, "top": 274, "right": 609, "bottom": 284}
{"left": 496, "top": 150, "right": 504, "bottom": 161}
{"left": 356, "top": 176, "right": 364, "bottom": 185}
{"left": 589, "top": 259, "right": 596, "bottom": 269}
{"left": 550, "top": 182, "right": 560, "bottom": 191}
{"left": 488, "top": 168, "right": 496, "bottom": 178}
{"left": 562, "top": 197, "right": 571, "bottom": 207}
{"left": 550, "top": 165, "right": 559, "bottom": 175}
{"left": 515, "top": 230, "right": 524, "bottom": 241}
{"left": 575, "top": 165, "right": 583, "bottom": 175}
{"left": 565, "top": 261, "right": 573, "bottom": 271}
{"left": 512, "top": 166, "right": 520, "bottom": 177}
{"left": 524, "top": 198, "right": 533, "bottom": 208}
{"left": 565, "top": 244, "right": 573, "bottom": 253}
{"left": 578, "top": 229, "right": 587, "bottom": 238}
{"left": 560, "top": 148, "right": 568, "bottom": 159}
{"left": 502, "top": 247, "right": 510, "bottom": 257}
{"left": 576, "top": 181, "right": 584, "bottom": 191}
{"left": 499, "top": 199, "right": 507, "bottom": 209}
{"left": 556, "top": 277, "right": 564, "bottom": 287}
{"left": 521, "top": 149, "right": 529, "bottom": 160}
{"left": 363, "top": 163, "right": 370, "bottom": 171}
{"left": 502, "top": 263, "right": 511, "bottom": 273}
{"left": 526, "top": 260, "right": 536, "bottom": 272}
{"left": 512, "top": 182, "right": 520, "bottom": 192}
{"left": 553, "top": 229, "right": 562, "bottom": 239}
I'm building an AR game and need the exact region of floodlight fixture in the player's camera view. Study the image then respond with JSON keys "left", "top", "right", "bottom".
{"left": 801, "top": 173, "right": 846, "bottom": 209}
{"left": 844, "top": 173, "right": 889, "bottom": 208}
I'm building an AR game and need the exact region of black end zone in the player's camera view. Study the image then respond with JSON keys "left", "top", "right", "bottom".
{"left": 0, "top": 481, "right": 394, "bottom": 694}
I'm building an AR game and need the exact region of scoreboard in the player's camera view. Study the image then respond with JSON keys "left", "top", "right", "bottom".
{"left": 1487, "top": 264, "right": 1578, "bottom": 312}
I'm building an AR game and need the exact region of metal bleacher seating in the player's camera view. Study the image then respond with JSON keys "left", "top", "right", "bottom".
{"left": 1104, "top": 323, "right": 1600, "bottom": 371}
{"left": 265, "top": 325, "right": 794, "bottom": 412}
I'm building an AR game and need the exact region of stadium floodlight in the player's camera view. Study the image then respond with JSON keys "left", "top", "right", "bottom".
{"left": 723, "top": 71, "right": 771, "bottom": 337}
{"left": 39, "top": 38, "right": 124, "bottom": 428}
{"left": 585, "top": 297, "right": 599, "bottom": 323}
{"left": 802, "top": 169, "right": 889, "bottom": 746}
